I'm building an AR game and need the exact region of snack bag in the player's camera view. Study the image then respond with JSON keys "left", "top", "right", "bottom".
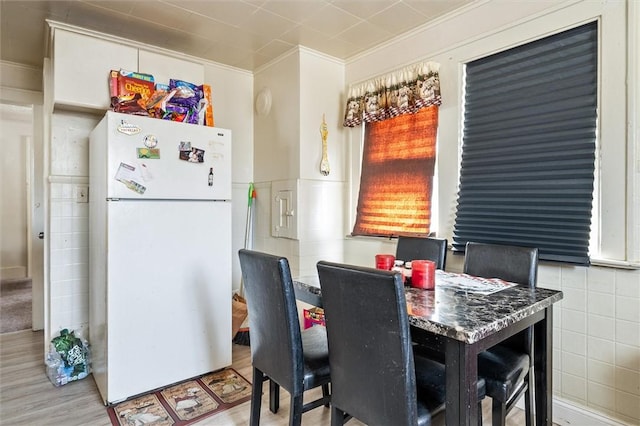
{"left": 147, "top": 79, "right": 202, "bottom": 123}
{"left": 169, "top": 79, "right": 202, "bottom": 110}
{"left": 113, "top": 93, "right": 150, "bottom": 116}
{"left": 145, "top": 85, "right": 175, "bottom": 118}
{"left": 109, "top": 69, "right": 155, "bottom": 115}
{"left": 200, "top": 84, "right": 214, "bottom": 127}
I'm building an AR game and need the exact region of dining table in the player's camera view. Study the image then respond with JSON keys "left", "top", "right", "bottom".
{"left": 293, "top": 269, "right": 563, "bottom": 426}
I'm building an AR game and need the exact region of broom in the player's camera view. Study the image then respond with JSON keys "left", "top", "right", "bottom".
{"left": 233, "top": 183, "right": 256, "bottom": 346}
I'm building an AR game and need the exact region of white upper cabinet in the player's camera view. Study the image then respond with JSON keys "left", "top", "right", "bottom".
{"left": 51, "top": 28, "right": 206, "bottom": 111}
{"left": 138, "top": 50, "right": 204, "bottom": 87}
{"left": 53, "top": 30, "right": 137, "bottom": 110}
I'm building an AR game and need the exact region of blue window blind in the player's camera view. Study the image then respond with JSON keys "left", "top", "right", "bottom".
{"left": 452, "top": 22, "right": 598, "bottom": 265}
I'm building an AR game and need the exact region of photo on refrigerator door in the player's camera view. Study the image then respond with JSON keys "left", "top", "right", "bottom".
{"left": 179, "top": 147, "right": 205, "bottom": 163}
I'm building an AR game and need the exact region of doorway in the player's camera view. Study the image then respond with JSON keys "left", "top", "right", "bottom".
{"left": 0, "top": 102, "right": 43, "bottom": 333}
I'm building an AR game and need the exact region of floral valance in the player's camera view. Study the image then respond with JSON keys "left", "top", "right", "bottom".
{"left": 342, "top": 61, "right": 441, "bottom": 127}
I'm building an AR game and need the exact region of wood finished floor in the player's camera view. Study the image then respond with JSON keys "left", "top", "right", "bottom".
{"left": 0, "top": 330, "right": 533, "bottom": 425}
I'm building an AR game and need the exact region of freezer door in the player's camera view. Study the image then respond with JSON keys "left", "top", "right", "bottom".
{"left": 105, "top": 200, "right": 232, "bottom": 403}
{"left": 104, "top": 111, "right": 231, "bottom": 200}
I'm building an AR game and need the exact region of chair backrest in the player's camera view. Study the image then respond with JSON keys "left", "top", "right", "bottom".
{"left": 238, "top": 249, "right": 304, "bottom": 396}
{"left": 317, "top": 261, "right": 419, "bottom": 425}
{"left": 463, "top": 242, "right": 538, "bottom": 286}
{"left": 463, "top": 242, "right": 538, "bottom": 354}
{"left": 396, "top": 236, "right": 448, "bottom": 270}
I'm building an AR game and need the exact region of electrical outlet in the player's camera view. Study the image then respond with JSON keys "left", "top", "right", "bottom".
{"left": 76, "top": 186, "right": 89, "bottom": 203}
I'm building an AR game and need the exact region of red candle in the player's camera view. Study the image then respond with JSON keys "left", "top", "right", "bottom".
{"left": 375, "top": 254, "right": 395, "bottom": 270}
{"left": 411, "top": 260, "right": 436, "bottom": 290}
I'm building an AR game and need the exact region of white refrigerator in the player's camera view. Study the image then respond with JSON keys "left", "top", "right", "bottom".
{"left": 89, "top": 111, "right": 232, "bottom": 404}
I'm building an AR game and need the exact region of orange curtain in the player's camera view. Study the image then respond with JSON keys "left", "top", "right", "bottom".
{"left": 352, "top": 106, "right": 438, "bottom": 237}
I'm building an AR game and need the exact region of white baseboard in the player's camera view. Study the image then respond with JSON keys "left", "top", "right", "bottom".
{"left": 516, "top": 396, "right": 631, "bottom": 425}
{"left": 553, "top": 398, "right": 630, "bottom": 426}
{"left": 0, "top": 266, "right": 27, "bottom": 280}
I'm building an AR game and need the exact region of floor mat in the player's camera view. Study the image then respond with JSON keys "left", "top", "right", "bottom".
{"left": 107, "top": 367, "right": 252, "bottom": 426}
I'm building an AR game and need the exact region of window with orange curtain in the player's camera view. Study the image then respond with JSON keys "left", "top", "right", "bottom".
{"left": 352, "top": 105, "right": 438, "bottom": 237}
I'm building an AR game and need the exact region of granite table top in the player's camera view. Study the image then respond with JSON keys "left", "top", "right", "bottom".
{"left": 293, "top": 271, "right": 563, "bottom": 345}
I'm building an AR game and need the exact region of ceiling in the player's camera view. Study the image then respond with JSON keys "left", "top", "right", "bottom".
{"left": 0, "top": 0, "right": 473, "bottom": 73}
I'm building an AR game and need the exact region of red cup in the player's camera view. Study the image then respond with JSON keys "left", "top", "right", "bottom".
{"left": 411, "top": 260, "right": 436, "bottom": 290}
{"left": 375, "top": 254, "right": 395, "bottom": 270}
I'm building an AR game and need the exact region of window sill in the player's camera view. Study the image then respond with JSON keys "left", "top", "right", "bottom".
{"left": 589, "top": 258, "right": 640, "bottom": 270}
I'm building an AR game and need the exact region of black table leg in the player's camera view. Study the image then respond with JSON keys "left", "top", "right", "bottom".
{"left": 534, "top": 306, "right": 553, "bottom": 425}
{"left": 445, "top": 338, "right": 478, "bottom": 426}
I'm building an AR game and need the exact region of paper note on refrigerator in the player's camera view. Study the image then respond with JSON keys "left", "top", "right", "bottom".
{"left": 115, "top": 162, "right": 146, "bottom": 194}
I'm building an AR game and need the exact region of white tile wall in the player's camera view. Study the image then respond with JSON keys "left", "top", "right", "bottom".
{"left": 48, "top": 181, "right": 90, "bottom": 339}
{"left": 562, "top": 330, "right": 587, "bottom": 356}
{"left": 588, "top": 337, "right": 615, "bottom": 364}
{"left": 588, "top": 314, "right": 616, "bottom": 340}
{"left": 47, "top": 112, "right": 97, "bottom": 341}
{"left": 588, "top": 381, "right": 616, "bottom": 413}
{"left": 562, "top": 309, "right": 586, "bottom": 333}
{"left": 588, "top": 359, "right": 615, "bottom": 387}
{"left": 616, "top": 320, "right": 640, "bottom": 347}
{"left": 547, "top": 264, "right": 640, "bottom": 424}
{"left": 616, "top": 389, "right": 640, "bottom": 420}
{"left": 562, "top": 352, "right": 586, "bottom": 377}
{"left": 616, "top": 343, "right": 640, "bottom": 371}
{"left": 562, "top": 372, "right": 587, "bottom": 403}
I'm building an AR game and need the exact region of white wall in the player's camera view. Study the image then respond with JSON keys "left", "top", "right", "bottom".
{"left": 297, "top": 50, "right": 347, "bottom": 275}
{"left": 254, "top": 50, "right": 301, "bottom": 183}
{"left": 0, "top": 104, "right": 32, "bottom": 279}
{"left": 343, "top": 0, "right": 639, "bottom": 424}
{"left": 299, "top": 48, "right": 346, "bottom": 183}
{"left": 251, "top": 51, "right": 302, "bottom": 276}
{"left": 252, "top": 48, "right": 347, "bottom": 276}
{"left": 203, "top": 62, "right": 254, "bottom": 294}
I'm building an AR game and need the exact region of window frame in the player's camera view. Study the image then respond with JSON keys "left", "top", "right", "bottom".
{"left": 447, "top": 9, "right": 635, "bottom": 266}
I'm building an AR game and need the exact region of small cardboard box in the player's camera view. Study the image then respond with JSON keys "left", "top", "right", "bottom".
{"left": 232, "top": 294, "right": 248, "bottom": 337}
{"left": 303, "top": 307, "right": 325, "bottom": 329}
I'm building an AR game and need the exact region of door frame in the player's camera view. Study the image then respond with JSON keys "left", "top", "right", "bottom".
{"left": 1, "top": 84, "right": 46, "bottom": 343}
{"left": 25, "top": 126, "right": 45, "bottom": 330}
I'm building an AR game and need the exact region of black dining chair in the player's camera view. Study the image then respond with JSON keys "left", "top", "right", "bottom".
{"left": 463, "top": 241, "right": 539, "bottom": 426}
{"left": 397, "top": 236, "right": 449, "bottom": 357}
{"left": 317, "top": 260, "right": 485, "bottom": 426}
{"left": 396, "top": 236, "right": 448, "bottom": 269}
{"left": 238, "top": 249, "right": 331, "bottom": 426}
